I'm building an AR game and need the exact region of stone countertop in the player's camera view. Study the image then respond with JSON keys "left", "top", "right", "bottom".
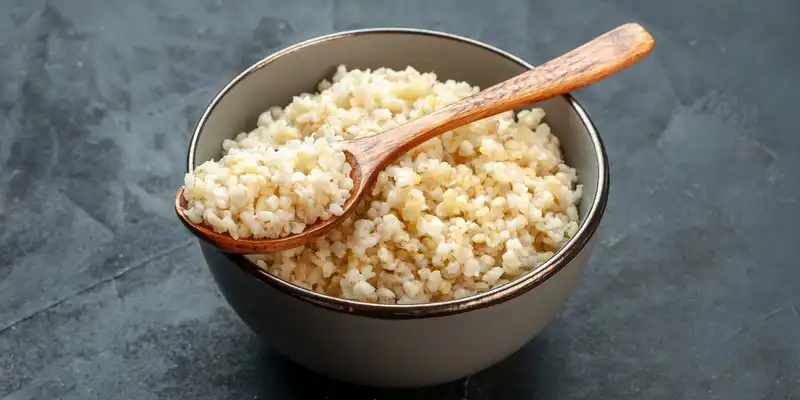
{"left": 1, "top": 0, "right": 798, "bottom": 399}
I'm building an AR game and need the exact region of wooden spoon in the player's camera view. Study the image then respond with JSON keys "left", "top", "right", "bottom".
{"left": 175, "top": 22, "right": 654, "bottom": 254}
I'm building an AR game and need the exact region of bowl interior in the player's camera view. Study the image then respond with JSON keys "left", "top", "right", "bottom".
{"left": 190, "top": 29, "right": 602, "bottom": 229}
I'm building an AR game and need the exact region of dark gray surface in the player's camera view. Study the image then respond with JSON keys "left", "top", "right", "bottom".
{"left": 1, "top": 0, "right": 798, "bottom": 398}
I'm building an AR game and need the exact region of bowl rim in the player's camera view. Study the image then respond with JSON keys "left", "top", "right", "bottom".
{"left": 186, "top": 27, "right": 609, "bottom": 319}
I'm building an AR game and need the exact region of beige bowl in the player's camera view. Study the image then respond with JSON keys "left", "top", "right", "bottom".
{"left": 187, "top": 28, "right": 608, "bottom": 388}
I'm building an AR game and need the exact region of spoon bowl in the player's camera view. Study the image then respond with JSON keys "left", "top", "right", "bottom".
{"left": 176, "top": 22, "right": 654, "bottom": 254}
{"left": 175, "top": 148, "right": 365, "bottom": 253}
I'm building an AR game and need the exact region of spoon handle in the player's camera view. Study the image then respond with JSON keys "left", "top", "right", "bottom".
{"left": 356, "top": 23, "right": 653, "bottom": 172}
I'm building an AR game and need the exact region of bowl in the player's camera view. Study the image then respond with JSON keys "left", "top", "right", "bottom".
{"left": 186, "top": 28, "right": 608, "bottom": 388}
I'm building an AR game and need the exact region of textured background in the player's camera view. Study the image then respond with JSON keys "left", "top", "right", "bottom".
{"left": 1, "top": 0, "right": 798, "bottom": 399}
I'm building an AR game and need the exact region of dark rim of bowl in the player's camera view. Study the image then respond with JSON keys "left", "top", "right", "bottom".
{"left": 186, "top": 27, "right": 609, "bottom": 320}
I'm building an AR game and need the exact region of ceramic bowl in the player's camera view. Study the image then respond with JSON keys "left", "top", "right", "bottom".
{"left": 185, "top": 28, "right": 608, "bottom": 388}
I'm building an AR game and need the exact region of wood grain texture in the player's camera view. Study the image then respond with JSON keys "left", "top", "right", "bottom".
{"left": 175, "top": 23, "right": 654, "bottom": 254}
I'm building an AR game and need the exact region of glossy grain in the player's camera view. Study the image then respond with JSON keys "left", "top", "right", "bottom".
{"left": 175, "top": 23, "right": 654, "bottom": 253}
